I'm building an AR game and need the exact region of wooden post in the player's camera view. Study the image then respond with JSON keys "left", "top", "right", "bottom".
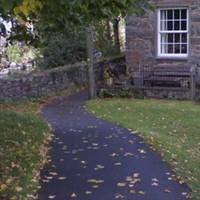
{"left": 191, "top": 66, "right": 196, "bottom": 100}
{"left": 86, "top": 26, "right": 96, "bottom": 99}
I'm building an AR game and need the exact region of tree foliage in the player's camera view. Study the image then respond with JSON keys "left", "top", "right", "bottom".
{"left": 0, "top": 0, "right": 152, "bottom": 53}
{"left": 0, "top": 0, "right": 152, "bottom": 26}
{"left": 38, "top": 29, "right": 87, "bottom": 69}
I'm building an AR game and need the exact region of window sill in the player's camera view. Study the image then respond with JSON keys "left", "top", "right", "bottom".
{"left": 156, "top": 55, "right": 189, "bottom": 61}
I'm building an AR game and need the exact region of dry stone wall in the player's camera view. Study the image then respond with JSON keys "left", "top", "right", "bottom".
{"left": 0, "top": 56, "right": 125, "bottom": 101}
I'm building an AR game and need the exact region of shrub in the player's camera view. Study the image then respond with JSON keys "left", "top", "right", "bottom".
{"left": 38, "top": 30, "right": 87, "bottom": 69}
{"left": 5, "top": 43, "right": 22, "bottom": 63}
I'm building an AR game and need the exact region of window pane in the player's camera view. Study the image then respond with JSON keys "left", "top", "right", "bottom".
{"left": 161, "top": 44, "right": 168, "bottom": 54}
{"left": 174, "top": 10, "right": 180, "bottom": 19}
{"left": 175, "top": 34, "right": 180, "bottom": 43}
{"left": 174, "top": 21, "right": 180, "bottom": 30}
{"left": 161, "top": 20, "right": 167, "bottom": 31}
{"left": 181, "top": 21, "right": 187, "bottom": 30}
{"left": 175, "top": 44, "right": 181, "bottom": 53}
{"left": 167, "top": 21, "right": 173, "bottom": 30}
{"left": 181, "top": 33, "right": 187, "bottom": 43}
{"left": 168, "top": 10, "right": 173, "bottom": 19}
{"left": 181, "top": 44, "right": 187, "bottom": 53}
{"left": 161, "top": 34, "right": 168, "bottom": 43}
{"left": 168, "top": 33, "right": 173, "bottom": 43}
{"left": 181, "top": 9, "right": 187, "bottom": 20}
{"left": 168, "top": 44, "right": 173, "bottom": 53}
{"left": 161, "top": 10, "right": 167, "bottom": 20}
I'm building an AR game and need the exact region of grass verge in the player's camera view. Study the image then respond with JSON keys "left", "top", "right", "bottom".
{"left": 0, "top": 98, "right": 51, "bottom": 199}
{"left": 86, "top": 98, "right": 200, "bottom": 200}
{"left": 0, "top": 111, "right": 50, "bottom": 200}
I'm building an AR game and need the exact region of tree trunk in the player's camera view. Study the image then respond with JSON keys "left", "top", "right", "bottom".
{"left": 86, "top": 26, "right": 96, "bottom": 99}
{"left": 113, "top": 18, "right": 121, "bottom": 53}
{"left": 106, "top": 20, "right": 112, "bottom": 41}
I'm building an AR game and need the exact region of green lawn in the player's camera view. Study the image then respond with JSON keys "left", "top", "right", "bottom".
{"left": 87, "top": 98, "right": 200, "bottom": 199}
{"left": 0, "top": 101, "right": 50, "bottom": 199}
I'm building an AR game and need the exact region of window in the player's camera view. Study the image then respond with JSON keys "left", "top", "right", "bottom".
{"left": 158, "top": 8, "right": 189, "bottom": 58}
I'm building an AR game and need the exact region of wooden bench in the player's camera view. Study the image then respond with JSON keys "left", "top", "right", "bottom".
{"left": 142, "top": 66, "right": 191, "bottom": 88}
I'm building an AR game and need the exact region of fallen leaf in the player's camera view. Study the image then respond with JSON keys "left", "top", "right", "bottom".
{"left": 71, "top": 193, "right": 77, "bottom": 198}
{"left": 117, "top": 182, "right": 126, "bottom": 187}
{"left": 48, "top": 195, "right": 56, "bottom": 199}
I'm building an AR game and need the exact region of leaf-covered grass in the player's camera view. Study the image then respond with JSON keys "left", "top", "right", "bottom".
{"left": 86, "top": 99, "right": 200, "bottom": 200}
{"left": 0, "top": 111, "right": 49, "bottom": 199}
{"left": 0, "top": 100, "right": 50, "bottom": 199}
{"left": 0, "top": 100, "right": 44, "bottom": 115}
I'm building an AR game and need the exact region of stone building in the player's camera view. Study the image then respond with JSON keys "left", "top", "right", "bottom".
{"left": 126, "top": 0, "right": 200, "bottom": 77}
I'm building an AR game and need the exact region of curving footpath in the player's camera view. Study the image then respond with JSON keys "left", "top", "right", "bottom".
{"left": 38, "top": 92, "right": 191, "bottom": 200}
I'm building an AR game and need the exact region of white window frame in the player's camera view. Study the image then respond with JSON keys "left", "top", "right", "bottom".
{"left": 157, "top": 8, "right": 189, "bottom": 59}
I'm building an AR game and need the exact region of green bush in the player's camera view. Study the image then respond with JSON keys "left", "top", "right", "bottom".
{"left": 38, "top": 30, "right": 87, "bottom": 69}
{"left": 5, "top": 43, "right": 22, "bottom": 63}
{"left": 5, "top": 43, "right": 38, "bottom": 64}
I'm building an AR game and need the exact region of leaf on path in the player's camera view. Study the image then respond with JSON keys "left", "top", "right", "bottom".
{"left": 58, "top": 176, "right": 67, "bottom": 180}
{"left": 81, "top": 160, "right": 86, "bottom": 164}
{"left": 48, "top": 195, "right": 56, "bottom": 199}
{"left": 95, "top": 164, "right": 105, "bottom": 171}
{"left": 92, "top": 185, "right": 99, "bottom": 188}
{"left": 129, "top": 189, "right": 136, "bottom": 194}
{"left": 115, "top": 193, "right": 125, "bottom": 199}
{"left": 71, "top": 193, "right": 77, "bottom": 198}
{"left": 110, "top": 153, "right": 119, "bottom": 157}
{"left": 87, "top": 179, "right": 104, "bottom": 184}
{"left": 85, "top": 191, "right": 92, "bottom": 195}
{"left": 49, "top": 172, "right": 58, "bottom": 176}
{"left": 164, "top": 189, "right": 171, "bottom": 193}
{"left": 137, "top": 149, "right": 146, "bottom": 154}
{"left": 138, "top": 190, "right": 145, "bottom": 195}
{"left": 117, "top": 182, "right": 126, "bottom": 187}
{"left": 152, "top": 182, "right": 159, "bottom": 186}
{"left": 114, "top": 162, "right": 122, "bottom": 166}
{"left": 128, "top": 140, "right": 134, "bottom": 144}
{"left": 133, "top": 173, "right": 140, "bottom": 178}
{"left": 124, "top": 152, "right": 134, "bottom": 157}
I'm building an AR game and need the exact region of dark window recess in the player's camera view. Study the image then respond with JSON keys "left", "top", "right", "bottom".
{"left": 174, "top": 10, "right": 180, "bottom": 19}
{"left": 174, "top": 21, "right": 180, "bottom": 30}
{"left": 182, "top": 33, "right": 187, "bottom": 43}
{"left": 168, "top": 21, "right": 173, "bottom": 30}
{"left": 181, "top": 9, "right": 187, "bottom": 20}
{"left": 181, "top": 44, "right": 187, "bottom": 53}
{"left": 168, "top": 10, "right": 173, "bottom": 19}
{"left": 168, "top": 34, "right": 173, "bottom": 43}
{"left": 175, "top": 44, "right": 180, "bottom": 53}
{"left": 181, "top": 21, "right": 187, "bottom": 30}
{"left": 175, "top": 34, "right": 180, "bottom": 43}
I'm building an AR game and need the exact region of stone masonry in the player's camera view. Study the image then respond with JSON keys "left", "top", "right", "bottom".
{"left": 126, "top": 0, "right": 200, "bottom": 77}
{"left": 0, "top": 56, "right": 125, "bottom": 101}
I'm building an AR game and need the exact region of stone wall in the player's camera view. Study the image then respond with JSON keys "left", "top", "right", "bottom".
{"left": 0, "top": 56, "right": 125, "bottom": 101}
{"left": 99, "top": 86, "right": 192, "bottom": 100}
{"left": 0, "top": 64, "right": 87, "bottom": 101}
{"left": 126, "top": 0, "right": 200, "bottom": 77}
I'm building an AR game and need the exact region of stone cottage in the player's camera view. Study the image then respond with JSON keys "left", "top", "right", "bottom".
{"left": 126, "top": 0, "right": 200, "bottom": 80}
